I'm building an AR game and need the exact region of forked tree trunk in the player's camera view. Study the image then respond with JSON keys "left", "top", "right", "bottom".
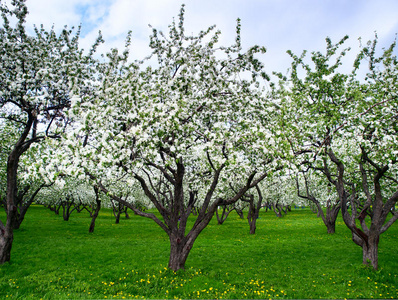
{"left": 296, "top": 175, "right": 340, "bottom": 235}
{"left": 55, "top": 203, "right": 61, "bottom": 215}
{"left": 61, "top": 198, "right": 76, "bottom": 221}
{"left": 11, "top": 201, "right": 33, "bottom": 229}
{"left": 168, "top": 233, "right": 195, "bottom": 271}
{"left": 272, "top": 202, "right": 283, "bottom": 218}
{"left": 319, "top": 202, "right": 340, "bottom": 234}
{"left": 235, "top": 207, "right": 245, "bottom": 219}
{"left": 111, "top": 200, "right": 122, "bottom": 224}
{"left": 216, "top": 204, "right": 233, "bottom": 225}
{"left": 351, "top": 229, "right": 380, "bottom": 270}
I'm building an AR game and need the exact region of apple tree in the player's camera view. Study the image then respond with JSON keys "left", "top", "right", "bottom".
{"left": 0, "top": 0, "right": 102, "bottom": 263}
{"left": 279, "top": 35, "right": 398, "bottom": 269}
{"left": 53, "top": 6, "right": 282, "bottom": 271}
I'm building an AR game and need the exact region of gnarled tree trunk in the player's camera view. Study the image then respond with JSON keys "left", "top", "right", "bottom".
{"left": 362, "top": 233, "right": 379, "bottom": 269}
{"left": 168, "top": 233, "right": 196, "bottom": 271}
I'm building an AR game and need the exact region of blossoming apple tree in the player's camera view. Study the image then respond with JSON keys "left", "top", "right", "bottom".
{"left": 279, "top": 35, "right": 398, "bottom": 269}
{"left": 0, "top": 0, "right": 102, "bottom": 263}
{"left": 52, "top": 6, "right": 283, "bottom": 271}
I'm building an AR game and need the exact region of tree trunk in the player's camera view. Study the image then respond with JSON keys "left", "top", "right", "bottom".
{"left": 10, "top": 211, "right": 21, "bottom": 230}
{"left": 115, "top": 212, "right": 120, "bottom": 224}
{"left": 0, "top": 226, "right": 13, "bottom": 264}
{"left": 247, "top": 197, "right": 257, "bottom": 234}
{"left": 111, "top": 200, "right": 122, "bottom": 224}
{"left": 124, "top": 207, "right": 130, "bottom": 219}
{"left": 235, "top": 207, "right": 244, "bottom": 219}
{"left": 272, "top": 202, "right": 283, "bottom": 217}
{"left": 0, "top": 112, "right": 37, "bottom": 264}
{"left": 168, "top": 234, "right": 194, "bottom": 271}
{"left": 319, "top": 202, "right": 340, "bottom": 234}
{"left": 326, "top": 219, "right": 336, "bottom": 234}
{"left": 249, "top": 218, "right": 256, "bottom": 234}
{"left": 1, "top": 188, "right": 16, "bottom": 264}
{"left": 63, "top": 207, "right": 70, "bottom": 221}
{"left": 362, "top": 233, "right": 379, "bottom": 269}
{"left": 216, "top": 205, "right": 233, "bottom": 225}
{"left": 1, "top": 146, "right": 20, "bottom": 264}
{"left": 89, "top": 199, "right": 101, "bottom": 233}
{"left": 55, "top": 203, "right": 61, "bottom": 215}
{"left": 11, "top": 203, "right": 30, "bottom": 230}
{"left": 62, "top": 201, "right": 70, "bottom": 221}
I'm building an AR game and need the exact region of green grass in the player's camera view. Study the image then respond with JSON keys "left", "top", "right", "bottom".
{"left": 0, "top": 205, "right": 397, "bottom": 299}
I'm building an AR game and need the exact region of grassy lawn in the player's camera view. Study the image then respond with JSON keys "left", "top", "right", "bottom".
{"left": 0, "top": 205, "right": 397, "bottom": 299}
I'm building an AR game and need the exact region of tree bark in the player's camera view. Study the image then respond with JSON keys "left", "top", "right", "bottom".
{"left": 248, "top": 216, "right": 257, "bottom": 234}
{"left": 1, "top": 138, "right": 21, "bottom": 263}
{"left": 168, "top": 233, "right": 195, "bottom": 271}
{"left": 246, "top": 186, "right": 263, "bottom": 234}
{"left": 362, "top": 233, "right": 379, "bottom": 269}
{"left": 0, "top": 225, "right": 13, "bottom": 264}
{"left": 89, "top": 187, "right": 101, "bottom": 233}
{"left": 324, "top": 204, "right": 340, "bottom": 234}
{"left": 326, "top": 219, "right": 336, "bottom": 234}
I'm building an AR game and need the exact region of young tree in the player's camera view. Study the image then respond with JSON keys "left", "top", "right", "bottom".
{"left": 0, "top": 0, "right": 102, "bottom": 263}
{"left": 54, "top": 6, "right": 281, "bottom": 271}
{"left": 280, "top": 35, "right": 398, "bottom": 269}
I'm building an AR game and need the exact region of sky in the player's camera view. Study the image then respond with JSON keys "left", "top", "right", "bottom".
{"left": 5, "top": 0, "right": 398, "bottom": 74}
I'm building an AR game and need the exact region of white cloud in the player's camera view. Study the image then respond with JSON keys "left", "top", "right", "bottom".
{"left": 5, "top": 0, "right": 398, "bottom": 72}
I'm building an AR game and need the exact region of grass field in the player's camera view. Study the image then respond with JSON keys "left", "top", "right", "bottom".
{"left": 0, "top": 205, "right": 397, "bottom": 299}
